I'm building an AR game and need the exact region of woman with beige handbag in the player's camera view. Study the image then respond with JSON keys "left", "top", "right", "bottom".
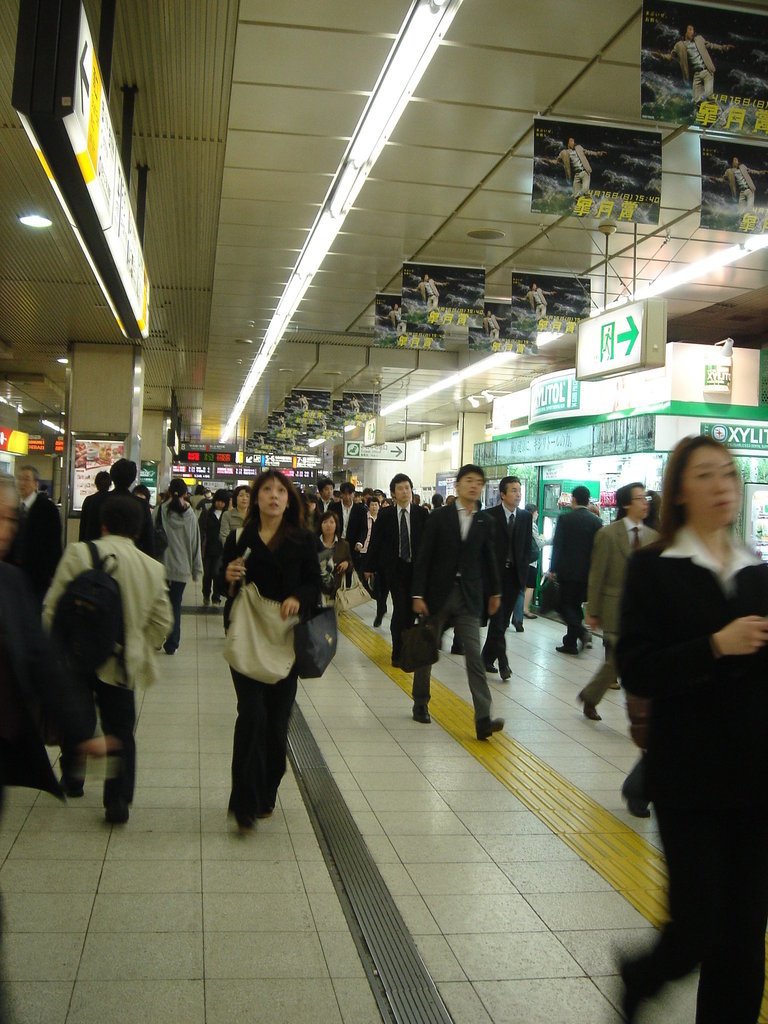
{"left": 222, "top": 471, "right": 321, "bottom": 833}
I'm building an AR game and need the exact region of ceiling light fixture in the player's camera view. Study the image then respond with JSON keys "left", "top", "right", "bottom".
{"left": 480, "top": 390, "right": 494, "bottom": 402}
{"left": 18, "top": 213, "right": 52, "bottom": 228}
{"left": 56, "top": 357, "right": 68, "bottom": 365}
{"left": 307, "top": 438, "right": 326, "bottom": 448}
{"left": 343, "top": 424, "right": 355, "bottom": 433}
{"left": 380, "top": 351, "right": 516, "bottom": 418}
{"left": 467, "top": 395, "right": 480, "bottom": 408}
{"left": 41, "top": 419, "right": 65, "bottom": 434}
{"left": 220, "top": 0, "right": 463, "bottom": 442}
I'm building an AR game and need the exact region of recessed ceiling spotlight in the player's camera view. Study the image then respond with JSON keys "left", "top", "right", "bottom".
{"left": 467, "top": 228, "right": 505, "bottom": 240}
{"left": 56, "top": 357, "right": 68, "bottom": 365}
{"left": 18, "top": 213, "right": 52, "bottom": 228}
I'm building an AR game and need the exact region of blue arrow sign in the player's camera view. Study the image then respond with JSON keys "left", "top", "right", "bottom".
{"left": 617, "top": 315, "right": 639, "bottom": 355}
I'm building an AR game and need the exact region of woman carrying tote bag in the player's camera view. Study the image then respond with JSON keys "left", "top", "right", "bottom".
{"left": 222, "top": 471, "right": 320, "bottom": 833}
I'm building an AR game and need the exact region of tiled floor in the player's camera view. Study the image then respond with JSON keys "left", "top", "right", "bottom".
{"left": 0, "top": 593, "right": 699, "bottom": 1024}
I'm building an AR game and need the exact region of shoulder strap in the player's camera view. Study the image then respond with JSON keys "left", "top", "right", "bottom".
{"left": 86, "top": 540, "right": 101, "bottom": 571}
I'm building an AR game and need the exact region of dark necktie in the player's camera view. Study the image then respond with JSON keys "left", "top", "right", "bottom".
{"left": 399, "top": 508, "right": 410, "bottom": 561}
{"left": 631, "top": 526, "right": 641, "bottom": 551}
{"left": 507, "top": 512, "right": 516, "bottom": 564}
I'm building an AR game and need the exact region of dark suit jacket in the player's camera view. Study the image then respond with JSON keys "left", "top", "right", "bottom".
{"left": 617, "top": 548, "right": 768, "bottom": 810}
{"left": 484, "top": 503, "right": 533, "bottom": 593}
{"left": 328, "top": 501, "right": 368, "bottom": 550}
{"left": 412, "top": 504, "right": 500, "bottom": 619}
{"left": 366, "top": 503, "right": 429, "bottom": 585}
{"left": 222, "top": 522, "right": 321, "bottom": 613}
{"left": 550, "top": 506, "right": 602, "bottom": 584}
{"left": 112, "top": 487, "right": 154, "bottom": 557}
{"left": 12, "top": 492, "right": 62, "bottom": 598}
{"left": 0, "top": 563, "right": 92, "bottom": 797}
{"left": 79, "top": 489, "right": 112, "bottom": 542}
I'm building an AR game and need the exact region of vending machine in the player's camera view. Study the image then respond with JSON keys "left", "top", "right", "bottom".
{"left": 743, "top": 483, "right": 768, "bottom": 563}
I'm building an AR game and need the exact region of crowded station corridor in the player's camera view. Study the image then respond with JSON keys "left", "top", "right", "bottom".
{"left": 1, "top": 594, "right": 709, "bottom": 1024}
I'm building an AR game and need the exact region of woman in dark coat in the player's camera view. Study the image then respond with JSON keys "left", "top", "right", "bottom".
{"left": 617, "top": 436, "right": 768, "bottom": 1024}
{"left": 222, "top": 471, "right": 320, "bottom": 832}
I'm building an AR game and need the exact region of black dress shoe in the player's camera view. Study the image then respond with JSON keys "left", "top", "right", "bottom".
{"left": 523, "top": 612, "right": 537, "bottom": 619}
{"left": 391, "top": 656, "right": 401, "bottom": 668}
{"left": 513, "top": 622, "right": 524, "bottom": 633}
{"left": 500, "top": 665, "right": 512, "bottom": 681}
{"left": 483, "top": 663, "right": 498, "bottom": 674}
{"left": 105, "top": 798, "right": 129, "bottom": 824}
{"left": 373, "top": 616, "right": 383, "bottom": 627}
{"left": 619, "top": 958, "right": 646, "bottom": 1023}
{"left": 625, "top": 798, "right": 651, "bottom": 818}
{"left": 412, "top": 704, "right": 431, "bottom": 724}
{"left": 450, "top": 643, "right": 464, "bottom": 655}
{"left": 556, "top": 645, "right": 579, "bottom": 656}
{"left": 476, "top": 717, "right": 504, "bottom": 740}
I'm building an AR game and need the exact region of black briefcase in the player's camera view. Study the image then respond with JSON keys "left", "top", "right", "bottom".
{"left": 399, "top": 617, "right": 440, "bottom": 672}
{"left": 294, "top": 606, "right": 338, "bottom": 678}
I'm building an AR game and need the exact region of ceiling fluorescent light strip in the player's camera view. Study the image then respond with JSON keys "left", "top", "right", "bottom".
{"left": 220, "top": 0, "right": 463, "bottom": 442}
{"left": 380, "top": 351, "right": 516, "bottom": 417}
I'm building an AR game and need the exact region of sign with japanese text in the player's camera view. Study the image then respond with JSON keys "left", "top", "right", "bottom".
{"left": 700, "top": 137, "right": 768, "bottom": 235}
{"left": 344, "top": 440, "right": 406, "bottom": 462}
{"left": 641, "top": 1, "right": 768, "bottom": 136}
{"left": 0, "top": 427, "right": 29, "bottom": 456}
{"left": 489, "top": 272, "right": 592, "bottom": 352}
{"left": 576, "top": 299, "right": 667, "bottom": 381}
{"left": 374, "top": 293, "right": 445, "bottom": 351}
{"left": 400, "top": 263, "right": 485, "bottom": 346}
{"left": 532, "top": 118, "right": 662, "bottom": 224}
{"left": 72, "top": 438, "right": 124, "bottom": 511}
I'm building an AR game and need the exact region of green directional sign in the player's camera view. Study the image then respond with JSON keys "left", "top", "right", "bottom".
{"left": 577, "top": 299, "right": 666, "bottom": 382}
{"left": 344, "top": 440, "right": 405, "bottom": 462}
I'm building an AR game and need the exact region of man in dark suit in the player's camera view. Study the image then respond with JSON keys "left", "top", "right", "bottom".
{"left": 316, "top": 477, "right": 335, "bottom": 515}
{"left": 366, "top": 472, "right": 429, "bottom": 669}
{"left": 481, "top": 476, "right": 533, "bottom": 680}
{"left": 411, "top": 464, "right": 504, "bottom": 740}
{"left": 549, "top": 485, "right": 602, "bottom": 655}
{"left": 110, "top": 459, "right": 154, "bottom": 557}
{"left": 329, "top": 482, "right": 368, "bottom": 560}
{"left": 11, "top": 464, "right": 62, "bottom": 604}
{"left": 78, "top": 470, "right": 112, "bottom": 541}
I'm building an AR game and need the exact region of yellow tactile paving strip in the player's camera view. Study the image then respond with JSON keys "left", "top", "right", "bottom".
{"left": 339, "top": 613, "right": 768, "bottom": 1021}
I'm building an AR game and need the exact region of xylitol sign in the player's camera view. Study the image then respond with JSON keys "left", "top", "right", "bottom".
{"left": 530, "top": 372, "right": 581, "bottom": 423}
{"left": 702, "top": 421, "right": 768, "bottom": 451}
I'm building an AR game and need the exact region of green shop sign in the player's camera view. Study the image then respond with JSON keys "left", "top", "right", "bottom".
{"left": 701, "top": 421, "right": 768, "bottom": 451}
{"left": 530, "top": 373, "right": 581, "bottom": 422}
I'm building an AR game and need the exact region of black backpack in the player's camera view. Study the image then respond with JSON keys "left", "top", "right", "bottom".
{"left": 53, "top": 541, "right": 125, "bottom": 672}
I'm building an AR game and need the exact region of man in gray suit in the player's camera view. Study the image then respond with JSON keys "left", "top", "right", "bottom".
{"left": 579, "top": 482, "right": 658, "bottom": 721}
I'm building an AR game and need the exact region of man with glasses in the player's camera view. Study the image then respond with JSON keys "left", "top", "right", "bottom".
{"left": 580, "top": 483, "right": 658, "bottom": 721}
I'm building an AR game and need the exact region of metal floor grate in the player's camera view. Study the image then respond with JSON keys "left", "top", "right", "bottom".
{"left": 288, "top": 705, "right": 454, "bottom": 1024}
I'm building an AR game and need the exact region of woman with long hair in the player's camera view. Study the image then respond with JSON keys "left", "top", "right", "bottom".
{"left": 222, "top": 471, "right": 320, "bottom": 832}
{"left": 219, "top": 485, "right": 250, "bottom": 546}
{"left": 617, "top": 436, "right": 768, "bottom": 1023}
{"left": 159, "top": 478, "right": 202, "bottom": 655}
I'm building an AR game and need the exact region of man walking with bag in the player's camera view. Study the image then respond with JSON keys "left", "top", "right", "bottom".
{"left": 411, "top": 465, "right": 503, "bottom": 738}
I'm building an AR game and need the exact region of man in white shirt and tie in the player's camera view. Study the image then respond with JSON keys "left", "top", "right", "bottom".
{"left": 581, "top": 482, "right": 658, "bottom": 721}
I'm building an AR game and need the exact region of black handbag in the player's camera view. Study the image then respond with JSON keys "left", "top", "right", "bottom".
{"left": 153, "top": 506, "right": 169, "bottom": 560}
{"left": 539, "top": 575, "right": 561, "bottom": 614}
{"left": 294, "top": 606, "right": 338, "bottom": 678}
{"left": 399, "top": 617, "right": 440, "bottom": 672}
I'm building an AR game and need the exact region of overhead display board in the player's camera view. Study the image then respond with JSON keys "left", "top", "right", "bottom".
{"left": 12, "top": 0, "right": 150, "bottom": 339}
{"left": 576, "top": 299, "right": 667, "bottom": 381}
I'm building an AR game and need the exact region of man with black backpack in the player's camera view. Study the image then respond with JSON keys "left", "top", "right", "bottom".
{"left": 43, "top": 495, "right": 172, "bottom": 824}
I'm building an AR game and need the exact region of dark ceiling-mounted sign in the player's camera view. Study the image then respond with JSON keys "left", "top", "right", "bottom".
{"left": 12, "top": 0, "right": 150, "bottom": 340}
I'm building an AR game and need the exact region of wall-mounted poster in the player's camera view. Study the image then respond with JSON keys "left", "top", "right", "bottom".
{"left": 641, "top": 1, "right": 768, "bottom": 136}
{"left": 374, "top": 293, "right": 445, "bottom": 351}
{"left": 72, "top": 438, "right": 125, "bottom": 511}
{"left": 532, "top": 118, "right": 662, "bottom": 224}
{"left": 701, "top": 137, "right": 768, "bottom": 233}
{"left": 400, "top": 263, "right": 485, "bottom": 346}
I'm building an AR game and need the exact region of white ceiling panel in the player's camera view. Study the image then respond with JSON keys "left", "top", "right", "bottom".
{"left": 224, "top": 131, "right": 347, "bottom": 174}
{"left": 228, "top": 83, "right": 366, "bottom": 135}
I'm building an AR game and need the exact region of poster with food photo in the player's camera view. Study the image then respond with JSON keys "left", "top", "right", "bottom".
{"left": 72, "top": 438, "right": 125, "bottom": 511}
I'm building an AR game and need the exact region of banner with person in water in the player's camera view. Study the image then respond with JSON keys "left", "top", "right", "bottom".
{"left": 700, "top": 137, "right": 768, "bottom": 234}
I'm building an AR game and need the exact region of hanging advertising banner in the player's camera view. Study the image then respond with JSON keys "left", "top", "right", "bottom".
{"left": 507, "top": 271, "right": 592, "bottom": 349}
{"left": 468, "top": 301, "right": 520, "bottom": 354}
{"left": 700, "top": 137, "right": 768, "bottom": 234}
{"left": 326, "top": 400, "right": 347, "bottom": 439}
{"left": 641, "top": 1, "right": 768, "bottom": 136}
{"left": 374, "top": 293, "right": 445, "bottom": 351}
{"left": 400, "top": 263, "right": 485, "bottom": 346}
{"left": 342, "top": 393, "right": 381, "bottom": 426}
{"left": 532, "top": 118, "right": 662, "bottom": 224}
{"left": 283, "top": 389, "right": 331, "bottom": 431}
